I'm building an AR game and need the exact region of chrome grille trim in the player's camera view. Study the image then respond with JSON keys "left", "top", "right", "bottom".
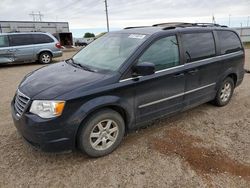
{"left": 14, "top": 90, "right": 30, "bottom": 117}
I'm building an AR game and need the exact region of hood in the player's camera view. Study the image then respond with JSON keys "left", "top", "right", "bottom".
{"left": 19, "top": 61, "right": 107, "bottom": 99}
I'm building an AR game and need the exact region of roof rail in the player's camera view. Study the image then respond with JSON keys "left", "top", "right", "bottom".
{"left": 194, "top": 23, "right": 228, "bottom": 27}
{"left": 152, "top": 22, "right": 194, "bottom": 27}
{"left": 123, "top": 22, "right": 228, "bottom": 31}
{"left": 153, "top": 22, "right": 228, "bottom": 29}
{"left": 124, "top": 26, "right": 149, "bottom": 29}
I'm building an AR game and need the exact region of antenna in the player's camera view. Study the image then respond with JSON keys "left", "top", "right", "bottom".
{"left": 104, "top": 0, "right": 110, "bottom": 32}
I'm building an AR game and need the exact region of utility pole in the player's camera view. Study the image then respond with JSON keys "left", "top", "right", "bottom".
{"left": 240, "top": 23, "right": 243, "bottom": 36}
{"left": 228, "top": 14, "right": 231, "bottom": 27}
{"left": 38, "top": 11, "right": 43, "bottom": 22}
{"left": 30, "top": 11, "right": 36, "bottom": 21}
{"left": 212, "top": 15, "right": 216, "bottom": 24}
{"left": 29, "top": 11, "right": 44, "bottom": 22}
{"left": 104, "top": 0, "right": 110, "bottom": 32}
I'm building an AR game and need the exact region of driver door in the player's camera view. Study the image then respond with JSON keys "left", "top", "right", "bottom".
{"left": 134, "top": 35, "right": 186, "bottom": 124}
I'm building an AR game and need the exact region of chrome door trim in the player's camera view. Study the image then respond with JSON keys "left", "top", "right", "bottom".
{"left": 138, "top": 83, "right": 216, "bottom": 109}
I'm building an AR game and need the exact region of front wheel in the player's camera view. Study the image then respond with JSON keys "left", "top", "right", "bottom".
{"left": 77, "top": 109, "right": 125, "bottom": 157}
{"left": 213, "top": 77, "right": 234, "bottom": 107}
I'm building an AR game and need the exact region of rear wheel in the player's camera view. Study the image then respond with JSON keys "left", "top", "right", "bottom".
{"left": 214, "top": 77, "right": 234, "bottom": 106}
{"left": 39, "top": 52, "right": 52, "bottom": 64}
{"left": 77, "top": 109, "right": 125, "bottom": 157}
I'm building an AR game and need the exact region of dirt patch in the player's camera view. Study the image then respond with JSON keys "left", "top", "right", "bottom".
{"left": 150, "top": 128, "right": 250, "bottom": 181}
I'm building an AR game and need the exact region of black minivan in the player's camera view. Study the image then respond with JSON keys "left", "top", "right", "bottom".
{"left": 11, "top": 23, "right": 245, "bottom": 157}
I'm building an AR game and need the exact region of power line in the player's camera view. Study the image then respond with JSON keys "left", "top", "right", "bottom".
{"left": 104, "top": 0, "right": 110, "bottom": 32}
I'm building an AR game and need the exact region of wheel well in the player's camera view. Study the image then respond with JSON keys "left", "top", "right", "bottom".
{"left": 227, "top": 73, "right": 237, "bottom": 86}
{"left": 75, "top": 105, "right": 128, "bottom": 147}
{"left": 38, "top": 51, "right": 53, "bottom": 59}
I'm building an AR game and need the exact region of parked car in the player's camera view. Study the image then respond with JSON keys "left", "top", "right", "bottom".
{"left": 11, "top": 23, "right": 245, "bottom": 157}
{"left": 74, "top": 37, "right": 95, "bottom": 47}
{"left": 0, "top": 32, "right": 62, "bottom": 64}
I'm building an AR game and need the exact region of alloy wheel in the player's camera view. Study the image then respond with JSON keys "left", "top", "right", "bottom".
{"left": 89, "top": 119, "right": 119, "bottom": 151}
{"left": 220, "top": 82, "right": 232, "bottom": 103}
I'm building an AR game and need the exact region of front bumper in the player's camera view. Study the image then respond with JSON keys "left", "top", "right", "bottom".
{"left": 11, "top": 100, "right": 76, "bottom": 152}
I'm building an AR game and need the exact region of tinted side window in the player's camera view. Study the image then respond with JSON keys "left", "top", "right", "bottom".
{"left": 0, "top": 36, "right": 9, "bottom": 47}
{"left": 182, "top": 32, "right": 216, "bottom": 63}
{"left": 138, "top": 36, "right": 179, "bottom": 71}
{"left": 33, "top": 34, "right": 54, "bottom": 44}
{"left": 217, "top": 31, "right": 242, "bottom": 54}
{"left": 9, "top": 34, "right": 33, "bottom": 46}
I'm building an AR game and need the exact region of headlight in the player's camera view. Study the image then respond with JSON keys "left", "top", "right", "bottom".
{"left": 30, "top": 100, "right": 65, "bottom": 119}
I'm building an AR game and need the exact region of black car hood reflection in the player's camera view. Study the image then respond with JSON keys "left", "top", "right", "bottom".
{"left": 19, "top": 61, "right": 107, "bottom": 99}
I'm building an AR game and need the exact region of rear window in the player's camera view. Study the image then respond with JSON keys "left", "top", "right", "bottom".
{"left": 33, "top": 34, "right": 54, "bottom": 44}
{"left": 9, "top": 34, "right": 33, "bottom": 46}
{"left": 0, "top": 35, "right": 9, "bottom": 47}
{"left": 182, "top": 32, "right": 216, "bottom": 63}
{"left": 217, "top": 30, "right": 242, "bottom": 55}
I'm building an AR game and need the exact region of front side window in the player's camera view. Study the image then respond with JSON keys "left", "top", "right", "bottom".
{"left": 9, "top": 34, "right": 33, "bottom": 46}
{"left": 182, "top": 32, "right": 216, "bottom": 63}
{"left": 138, "top": 36, "right": 179, "bottom": 71}
{"left": 73, "top": 33, "right": 148, "bottom": 72}
{"left": 0, "top": 35, "right": 9, "bottom": 47}
{"left": 217, "top": 30, "right": 242, "bottom": 54}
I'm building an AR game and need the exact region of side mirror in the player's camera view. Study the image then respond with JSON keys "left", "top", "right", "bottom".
{"left": 133, "top": 62, "right": 155, "bottom": 76}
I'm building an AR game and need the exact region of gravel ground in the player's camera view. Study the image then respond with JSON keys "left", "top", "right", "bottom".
{"left": 0, "top": 49, "right": 249, "bottom": 188}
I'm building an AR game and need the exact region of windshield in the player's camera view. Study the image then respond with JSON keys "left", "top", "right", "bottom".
{"left": 73, "top": 33, "right": 148, "bottom": 72}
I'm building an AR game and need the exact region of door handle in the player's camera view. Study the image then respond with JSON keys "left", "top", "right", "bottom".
{"left": 173, "top": 73, "right": 185, "bottom": 78}
{"left": 188, "top": 69, "right": 198, "bottom": 74}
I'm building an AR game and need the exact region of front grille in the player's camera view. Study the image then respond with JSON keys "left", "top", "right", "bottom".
{"left": 14, "top": 90, "right": 30, "bottom": 117}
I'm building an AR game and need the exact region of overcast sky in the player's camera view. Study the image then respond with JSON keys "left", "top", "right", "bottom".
{"left": 0, "top": 0, "right": 250, "bottom": 36}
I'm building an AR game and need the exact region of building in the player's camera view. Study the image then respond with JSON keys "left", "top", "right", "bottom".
{"left": 234, "top": 27, "right": 250, "bottom": 43}
{"left": 0, "top": 21, "right": 73, "bottom": 46}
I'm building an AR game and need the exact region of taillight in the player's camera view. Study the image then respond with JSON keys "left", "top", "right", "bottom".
{"left": 55, "top": 43, "right": 61, "bottom": 49}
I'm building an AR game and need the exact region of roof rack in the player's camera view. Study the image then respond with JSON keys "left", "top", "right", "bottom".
{"left": 194, "top": 23, "right": 228, "bottom": 27}
{"left": 124, "top": 26, "right": 150, "bottom": 29}
{"left": 123, "top": 22, "right": 228, "bottom": 31}
{"left": 152, "top": 22, "right": 194, "bottom": 27}
{"left": 152, "top": 22, "right": 228, "bottom": 29}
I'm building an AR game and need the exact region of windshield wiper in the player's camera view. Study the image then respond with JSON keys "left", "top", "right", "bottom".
{"left": 66, "top": 58, "right": 96, "bottom": 72}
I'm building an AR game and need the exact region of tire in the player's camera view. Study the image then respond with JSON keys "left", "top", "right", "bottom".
{"left": 82, "top": 43, "right": 87, "bottom": 48}
{"left": 39, "top": 52, "right": 52, "bottom": 64}
{"left": 213, "top": 77, "right": 235, "bottom": 107}
{"left": 77, "top": 109, "right": 125, "bottom": 157}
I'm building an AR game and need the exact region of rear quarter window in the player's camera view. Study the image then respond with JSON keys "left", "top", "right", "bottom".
{"left": 217, "top": 30, "right": 242, "bottom": 55}
{"left": 33, "top": 34, "right": 54, "bottom": 44}
{"left": 182, "top": 32, "right": 216, "bottom": 63}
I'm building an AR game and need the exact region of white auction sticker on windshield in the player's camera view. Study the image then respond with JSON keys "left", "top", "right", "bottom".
{"left": 128, "top": 34, "right": 146, "bottom": 39}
